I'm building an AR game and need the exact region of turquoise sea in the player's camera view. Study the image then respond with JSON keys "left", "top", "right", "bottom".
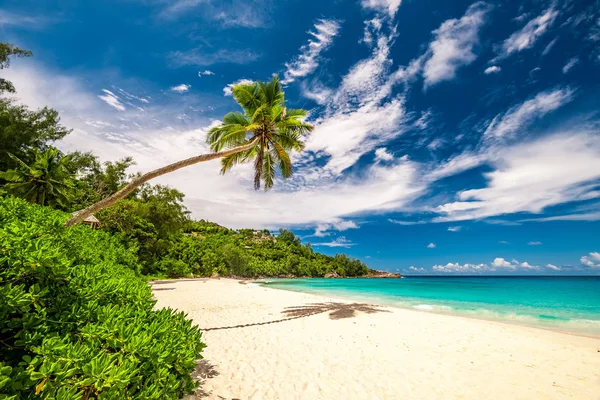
{"left": 261, "top": 277, "right": 600, "bottom": 336}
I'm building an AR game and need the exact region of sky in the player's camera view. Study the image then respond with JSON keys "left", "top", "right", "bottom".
{"left": 1, "top": 0, "right": 599, "bottom": 275}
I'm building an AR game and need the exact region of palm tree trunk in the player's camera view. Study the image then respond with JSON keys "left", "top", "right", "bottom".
{"left": 64, "top": 139, "right": 259, "bottom": 227}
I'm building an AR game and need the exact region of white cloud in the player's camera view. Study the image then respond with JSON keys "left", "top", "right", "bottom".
{"left": 422, "top": 2, "right": 491, "bottom": 87}
{"left": 546, "top": 263, "right": 561, "bottom": 271}
{"left": 433, "top": 262, "right": 487, "bottom": 273}
{"left": 562, "top": 57, "right": 579, "bottom": 74}
{"left": 527, "top": 241, "right": 542, "bottom": 246}
{"left": 313, "top": 236, "right": 355, "bottom": 248}
{"left": 484, "top": 65, "right": 501, "bottom": 74}
{"left": 500, "top": 7, "right": 558, "bottom": 57}
{"left": 223, "top": 79, "right": 254, "bottom": 96}
{"left": 433, "top": 132, "right": 600, "bottom": 222}
{"left": 170, "top": 84, "right": 191, "bottom": 93}
{"left": 447, "top": 226, "right": 462, "bottom": 232}
{"left": 542, "top": 37, "right": 558, "bottom": 56}
{"left": 408, "top": 266, "right": 426, "bottom": 273}
{"left": 499, "top": 240, "right": 510, "bottom": 244}
{"left": 306, "top": 100, "right": 407, "bottom": 175}
{"left": 484, "top": 87, "right": 575, "bottom": 139}
{"left": 523, "top": 211, "right": 600, "bottom": 222}
{"left": 360, "top": 0, "right": 402, "bottom": 18}
{"left": 98, "top": 89, "right": 126, "bottom": 111}
{"left": 198, "top": 70, "right": 215, "bottom": 77}
{"left": 433, "top": 258, "right": 540, "bottom": 273}
{"left": 427, "top": 242, "right": 436, "bottom": 248}
{"left": 300, "top": 81, "right": 334, "bottom": 105}
{"left": 282, "top": 19, "right": 341, "bottom": 84}
{"left": 581, "top": 252, "right": 600, "bottom": 268}
{"left": 312, "top": 220, "right": 359, "bottom": 237}
{"left": 375, "top": 147, "right": 394, "bottom": 162}
{"left": 492, "top": 257, "right": 514, "bottom": 268}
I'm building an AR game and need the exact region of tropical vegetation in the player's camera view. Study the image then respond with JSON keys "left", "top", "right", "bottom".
{"left": 0, "top": 41, "right": 370, "bottom": 398}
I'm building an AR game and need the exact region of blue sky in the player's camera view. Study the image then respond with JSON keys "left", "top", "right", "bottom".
{"left": 1, "top": 0, "right": 599, "bottom": 275}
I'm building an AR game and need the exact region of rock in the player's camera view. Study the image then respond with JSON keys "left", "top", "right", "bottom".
{"left": 210, "top": 272, "right": 220, "bottom": 279}
{"left": 366, "top": 270, "right": 402, "bottom": 278}
{"left": 324, "top": 271, "right": 340, "bottom": 278}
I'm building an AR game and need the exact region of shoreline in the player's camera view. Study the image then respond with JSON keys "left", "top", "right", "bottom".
{"left": 259, "top": 280, "right": 600, "bottom": 340}
{"left": 152, "top": 278, "right": 600, "bottom": 400}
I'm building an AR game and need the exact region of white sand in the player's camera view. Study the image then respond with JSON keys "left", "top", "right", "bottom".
{"left": 152, "top": 279, "right": 600, "bottom": 400}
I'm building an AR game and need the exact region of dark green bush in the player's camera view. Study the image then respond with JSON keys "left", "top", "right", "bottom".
{"left": 0, "top": 197, "right": 205, "bottom": 399}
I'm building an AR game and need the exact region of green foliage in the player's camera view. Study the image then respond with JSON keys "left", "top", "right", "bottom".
{"left": 0, "top": 197, "right": 205, "bottom": 399}
{"left": 0, "top": 42, "right": 32, "bottom": 94}
{"left": 207, "top": 76, "right": 313, "bottom": 190}
{"left": 97, "top": 185, "right": 188, "bottom": 275}
{"left": 69, "top": 155, "right": 136, "bottom": 209}
{"left": 0, "top": 148, "right": 76, "bottom": 209}
{"left": 0, "top": 99, "right": 71, "bottom": 172}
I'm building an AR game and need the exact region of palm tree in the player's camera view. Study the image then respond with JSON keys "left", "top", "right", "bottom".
{"left": 64, "top": 76, "right": 313, "bottom": 227}
{"left": 0, "top": 147, "right": 75, "bottom": 208}
{"left": 208, "top": 76, "right": 312, "bottom": 189}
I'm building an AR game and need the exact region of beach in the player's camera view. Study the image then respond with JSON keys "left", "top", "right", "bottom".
{"left": 152, "top": 278, "right": 600, "bottom": 400}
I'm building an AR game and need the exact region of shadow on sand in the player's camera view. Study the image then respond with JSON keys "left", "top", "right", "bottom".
{"left": 199, "top": 302, "right": 389, "bottom": 332}
{"left": 186, "top": 359, "right": 219, "bottom": 399}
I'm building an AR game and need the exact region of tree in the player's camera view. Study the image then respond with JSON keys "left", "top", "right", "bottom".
{"left": 0, "top": 147, "right": 75, "bottom": 208}
{"left": 0, "top": 99, "right": 71, "bottom": 172}
{"left": 207, "top": 76, "right": 313, "bottom": 189}
{"left": 64, "top": 76, "right": 313, "bottom": 227}
{"left": 0, "top": 42, "right": 32, "bottom": 94}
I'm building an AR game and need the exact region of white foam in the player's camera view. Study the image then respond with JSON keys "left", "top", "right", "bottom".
{"left": 413, "top": 304, "right": 435, "bottom": 311}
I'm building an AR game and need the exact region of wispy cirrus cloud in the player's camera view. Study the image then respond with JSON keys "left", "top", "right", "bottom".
{"left": 562, "top": 56, "right": 579, "bottom": 74}
{"left": 169, "top": 48, "right": 260, "bottom": 67}
{"left": 433, "top": 131, "right": 600, "bottom": 223}
{"left": 422, "top": 2, "right": 492, "bottom": 87}
{"left": 98, "top": 89, "right": 126, "bottom": 111}
{"left": 282, "top": 19, "right": 341, "bottom": 84}
{"left": 312, "top": 236, "right": 356, "bottom": 248}
{"left": 498, "top": 6, "right": 558, "bottom": 58}
{"left": 483, "top": 87, "right": 575, "bottom": 140}
{"left": 360, "top": 0, "right": 402, "bottom": 19}
{"left": 0, "top": 9, "right": 59, "bottom": 29}
{"left": 157, "top": 0, "right": 272, "bottom": 28}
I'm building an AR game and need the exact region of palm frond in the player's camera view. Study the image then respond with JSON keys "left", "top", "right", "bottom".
{"left": 282, "top": 108, "right": 308, "bottom": 119}
{"left": 253, "top": 144, "right": 265, "bottom": 190}
{"left": 222, "top": 111, "right": 252, "bottom": 126}
{"left": 7, "top": 152, "right": 32, "bottom": 171}
{"left": 269, "top": 139, "right": 293, "bottom": 179}
{"left": 262, "top": 147, "right": 275, "bottom": 190}
{"left": 274, "top": 130, "right": 306, "bottom": 152}
{"left": 259, "top": 76, "right": 284, "bottom": 108}
{"left": 232, "top": 83, "right": 261, "bottom": 116}
{"left": 251, "top": 103, "right": 271, "bottom": 125}
{"left": 207, "top": 120, "right": 258, "bottom": 151}
{"left": 220, "top": 147, "right": 252, "bottom": 174}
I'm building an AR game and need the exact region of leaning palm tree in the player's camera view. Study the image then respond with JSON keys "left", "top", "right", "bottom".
{"left": 0, "top": 147, "right": 75, "bottom": 208}
{"left": 64, "top": 76, "right": 313, "bottom": 227}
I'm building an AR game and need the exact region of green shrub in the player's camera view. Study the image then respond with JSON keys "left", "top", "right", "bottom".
{"left": 0, "top": 197, "right": 205, "bottom": 399}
